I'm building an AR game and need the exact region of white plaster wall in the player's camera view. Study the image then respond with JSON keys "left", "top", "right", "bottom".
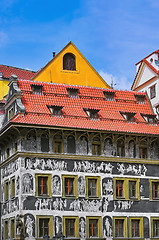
{"left": 138, "top": 65, "right": 156, "bottom": 86}
{"left": 146, "top": 53, "right": 159, "bottom": 71}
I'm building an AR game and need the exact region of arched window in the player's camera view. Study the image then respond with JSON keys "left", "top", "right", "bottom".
{"left": 128, "top": 140, "right": 136, "bottom": 158}
{"left": 92, "top": 136, "right": 101, "bottom": 155}
{"left": 41, "top": 134, "right": 49, "bottom": 152}
{"left": 26, "top": 130, "right": 37, "bottom": 151}
{"left": 79, "top": 136, "right": 88, "bottom": 155}
{"left": 63, "top": 53, "right": 76, "bottom": 71}
{"left": 104, "top": 138, "right": 113, "bottom": 156}
{"left": 53, "top": 134, "right": 63, "bottom": 153}
{"left": 117, "top": 139, "right": 125, "bottom": 157}
{"left": 67, "top": 135, "right": 76, "bottom": 154}
{"left": 150, "top": 141, "right": 159, "bottom": 159}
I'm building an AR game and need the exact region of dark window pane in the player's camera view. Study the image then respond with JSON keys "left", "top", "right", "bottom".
{"left": 131, "top": 220, "right": 140, "bottom": 237}
{"left": 38, "top": 177, "right": 48, "bottom": 195}
{"left": 39, "top": 219, "right": 49, "bottom": 237}
{"left": 66, "top": 219, "right": 75, "bottom": 237}
{"left": 41, "top": 134, "right": 49, "bottom": 152}
{"left": 89, "top": 219, "right": 98, "bottom": 237}
{"left": 116, "top": 180, "right": 124, "bottom": 198}
{"left": 63, "top": 53, "right": 76, "bottom": 70}
{"left": 152, "top": 182, "right": 159, "bottom": 199}
{"left": 88, "top": 179, "right": 97, "bottom": 197}
{"left": 129, "top": 181, "right": 136, "bottom": 198}
{"left": 153, "top": 220, "right": 159, "bottom": 237}
{"left": 115, "top": 219, "right": 124, "bottom": 237}
{"left": 65, "top": 178, "right": 74, "bottom": 196}
{"left": 67, "top": 136, "right": 76, "bottom": 154}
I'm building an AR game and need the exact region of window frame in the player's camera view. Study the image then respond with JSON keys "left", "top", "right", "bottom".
{"left": 53, "top": 134, "right": 63, "bottom": 154}
{"left": 129, "top": 217, "right": 143, "bottom": 238}
{"left": 31, "top": 84, "right": 43, "bottom": 95}
{"left": 37, "top": 215, "right": 53, "bottom": 238}
{"left": 150, "top": 84, "right": 156, "bottom": 99}
{"left": 4, "top": 219, "right": 9, "bottom": 240}
{"left": 150, "top": 180, "right": 159, "bottom": 200}
{"left": 11, "top": 176, "right": 15, "bottom": 199}
{"left": 8, "top": 107, "right": 14, "bottom": 120}
{"left": 63, "top": 53, "right": 76, "bottom": 71}
{"left": 86, "top": 216, "right": 102, "bottom": 238}
{"left": 113, "top": 217, "right": 127, "bottom": 238}
{"left": 4, "top": 180, "right": 9, "bottom": 201}
{"left": 10, "top": 217, "right": 15, "bottom": 239}
{"left": 62, "top": 175, "right": 78, "bottom": 198}
{"left": 35, "top": 174, "right": 52, "bottom": 197}
{"left": 151, "top": 217, "right": 159, "bottom": 238}
{"left": 85, "top": 176, "right": 101, "bottom": 199}
{"left": 63, "top": 216, "right": 79, "bottom": 238}
{"left": 113, "top": 178, "right": 140, "bottom": 200}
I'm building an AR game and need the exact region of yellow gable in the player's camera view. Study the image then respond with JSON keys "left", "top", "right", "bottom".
{"left": 32, "top": 42, "right": 110, "bottom": 89}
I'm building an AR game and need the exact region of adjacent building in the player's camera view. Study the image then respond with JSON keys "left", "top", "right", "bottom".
{"left": 0, "top": 43, "right": 159, "bottom": 240}
{"left": 131, "top": 50, "right": 159, "bottom": 117}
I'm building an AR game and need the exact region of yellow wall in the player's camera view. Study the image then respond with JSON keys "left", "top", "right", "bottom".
{"left": 33, "top": 42, "right": 110, "bottom": 89}
{"left": 0, "top": 80, "right": 9, "bottom": 100}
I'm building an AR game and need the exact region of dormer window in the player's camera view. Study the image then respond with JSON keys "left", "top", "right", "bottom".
{"left": 67, "top": 88, "right": 78, "bottom": 98}
{"left": 31, "top": 85, "right": 43, "bottom": 95}
{"left": 104, "top": 91, "right": 115, "bottom": 101}
{"left": 121, "top": 112, "right": 135, "bottom": 122}
{"left": 63, "top": 53, "right": 76, "bottom": 71}
{"left": 150, "top": 84, "right": 156, "bottom": 99}
{"left": 142, "top": 114, "right": 156, "bottom": 123}
{"left": 8, "top": 107, "right": 14, "bottom": 120}
{"left": 135, "top": 95, "right": 145, "bottom": 104}
{"left": 85, "top": 109, "right": 99, "bottom": 120}
{"left": 48, "top": 106, "right": 63, "bottom": 117}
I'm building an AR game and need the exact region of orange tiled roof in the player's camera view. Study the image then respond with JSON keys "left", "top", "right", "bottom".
{"left": 10, "top": 80, "right": 159, "bottom": 135}
{"left": 0, "top": 64, "right": 36, "bottom": 79}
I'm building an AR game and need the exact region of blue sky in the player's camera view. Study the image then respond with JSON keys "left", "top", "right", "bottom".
{"left": 0, "top": 0, "right": 159, "bottom": 90}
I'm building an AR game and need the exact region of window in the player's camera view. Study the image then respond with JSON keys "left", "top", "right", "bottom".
{"left": 150, "top": 84, "right": 156, "bottom": 99}
{"left": 67, "top": 88, "right": 78, "bottom": 98}
{"left": 129, "top": 218, "right": 143, "bottom": 238}
{"left": 139, "top": 147, "right": 147, "bottom": 159}
{"left": 67, "top": 135, "right": 76, "bottom": 154}
{"left": 135, "top": 95, "right": 145, "bottom": 104}
{"left": 4, "top": 220, "right": 8, "bottom": 240}
{"left": 128, "top": 140, "right": 136, "bottom": 158}
{"left": 151, "top": 218, "right": 159, "bottom": 238}
{"left": 8, "top": 107, "right": 14, "bottom": 120}
{"left": 37, "top": 216, "right": 53, "bottom": 238}
{"left": 41, "top": 134, "right": 49, "bottom": 152}
{"left": 4, "top": 180, "right": 9, "bottom": 201}
{"left": 114, "top": 178, "right": 140, "bottom": 200}
{"left": 14, "top": 142, "right": 18, "bottom": 152}
{"left": 121, "top": 112, "right": 135, "bottom": 122}
{"left": 10, "top": 218, "right": 15, "bottom": 239}
{"left": 35, "top": 174, "right": 51, "bottom": 197}
{"left": 86, "top": 176, "right": 100, "bottom": 198}
{"left": 31, "top": 85, "right": 43, "bottom": 95}
{"left": 150, "top": 180, "right": 159, "bottom": 200}
{"left": 63, "top": 217, "right": 79, "bottom": 238}
{"left": 87, "top": 217, "right": 102, "bottom": 238}
{"left": 142, "top": 114, "right": 156, "bottom": 123}
{"left": 62, "top": 175, "right": 78, "bottom": 198}
{"left": 92, "top": 136, "right": 101, "bottom": 155}
{"left": 104, "top": 91, "right": 115, "bottom": 101}
{"left": 85, "top": 109, "right": 99, "bottom": 120}
{"left": 53, "top": 134, "right": 63, "bottom": 153}
{"left": 11, "top": 177, "right": 15, "bottom": 198}
{"left": 6, "top": 148, "right": 10, "bottom": 158}
{"left": 63, "top": 53, "right": 76, "bottom": 71}
{"left": 117, "top": 139, "right": 125, "bottom": 157}
{"left": 113, "top": 217, "right": 127, "bottom": 238}
{"left": 48, "top": 106, "right": 63, "bottom": 117}
{"left": 104, "top": 138, "right": 113, "bottom": 156}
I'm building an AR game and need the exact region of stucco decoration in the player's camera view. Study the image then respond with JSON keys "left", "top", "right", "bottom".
{"left": 102, "top": 178, "right": 113, "bottom": 195}
{"left": 103, "top": 216, "right": 112, "bottom": 238}
{"left": 114, "top": 200, "right": 133, "bottom": 210}
{"left": 16, "top": 175, "right": 20, "bottom": 195}
{"left": 70, "top": 199, "right": 102, "bottom": 212}
{"left": 78, "top": 176, "right": 85, "bottom": 196}
{"left": 117, "top": 163, "right": 147, "bottom": 176}
{"left": 79, "top": 217, "right": 86, "bottom": 240}
{"left": 33, "top": 198, "right": 67, "bottom": 211}
{"left": 22, "top": 173, "right": 33, "bottom": 194}
{"left": 79, "top": 137, "right": 88, "bottom": 155}
{"left": 2, "top": 197, "right": 19, "bottom": 215}
{"left": 73, "top": 161, "right": 113, "bottom": 173}
{"left": 16, "top": 214, "right": 24, "bottom": 236}
{"left": 24, "top": 157, "right": 67, "bottom": 171}
{"left": 52, "top": 175, "right": 61, "bottom": 195}
{"left": 2, "top": 158, "right": 19, "bottom": 178}
{"left": 24, "top": 214, "right": 35, "bottom": 240}
{"left": 55, "top": 216, "right": 62, "bottom": 235}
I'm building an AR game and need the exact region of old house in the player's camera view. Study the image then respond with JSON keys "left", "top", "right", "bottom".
{"left": 0, "top": 43, "right": 159, "bottom": 240}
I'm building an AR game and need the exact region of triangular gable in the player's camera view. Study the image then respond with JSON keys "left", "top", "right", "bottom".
{"left": 132, "top": 61, "right": 157, "bottom": 91}
{"left": 32, "top": 41, "right": 111, "bottom": 89}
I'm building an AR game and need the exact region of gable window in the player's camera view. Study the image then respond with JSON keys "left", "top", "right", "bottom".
{"left": 67, "top": 88, "right": 78, "bottom": 98}
{"left": 104, "top": 91, "right": 115, "bottom": 101}
{"left": 135, "top": 95, "right": 145, "bottom": 104}
{"left": 35, "top": 174, "right": 51, "bottom": 197}
{"left": 8, "top": 107, "right": 14, "bottom": 120}
{"left": 48, "top": 106, "right": 63, "bottom": 117}
{"left": 62, "top": 175, "right": 78, "bottom": 198}
{"left": 150, "top": 84, "right": 156, "bottom": 99}
{"left": 31, "top": 85, "right": 43, "bottom": 95}
{"left": 85, "top": 109, "right": 99, "bottom": 120}
{"left": 63, "top": 53, "right": 76, "bottom": 71}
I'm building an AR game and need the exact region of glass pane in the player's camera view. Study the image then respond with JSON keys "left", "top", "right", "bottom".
{"left": 153, "top": 220, "right": 159, "bottom": 237}
{"left": 65, "top": 178, "right": 74, "bottom": 196}
{"left": 131, "top": 219, "right": 140, "bottom": 237}
{"left": 89, "top": 219, "right": 98, "bottom": 237}
{"left": 66, "top": 219, "right": 75, "bottom": 237}
{"left": 39, "top": 219, "right": 49, "bottom": 237}
{"left": 88, "top": 179, "right": 97, "bottom": 197}
{"left": 116, "top": 180, "right": 124, "bottom": 198}
{"left": 115, "top": 219, "right": 124, "bottom": 237}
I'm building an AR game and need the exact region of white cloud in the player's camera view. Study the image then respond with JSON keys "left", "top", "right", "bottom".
{"left": 99, "top": 70, "right": 132, "bottom": 91}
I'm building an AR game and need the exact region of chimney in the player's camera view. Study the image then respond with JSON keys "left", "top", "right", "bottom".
{"left": 53, "top": 52, "right": 56, "bottom": 58}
